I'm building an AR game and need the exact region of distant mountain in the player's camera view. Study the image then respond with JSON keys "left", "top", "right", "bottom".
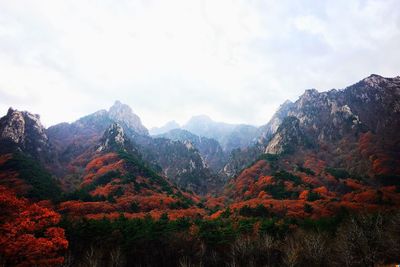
{"left": 108, "top": 100, "right": 148, "bottom": 135}
{"left": 149, "top": 120, "right": 180, "bottom": 135}
{"left": 156, "top": 128, "right": 227, "bottom": 172}
{"left": 47, "top": 101, "right": 148, "bottom": 165}
{"left": 182, "top": 115, "right": 259, "bottom": 152}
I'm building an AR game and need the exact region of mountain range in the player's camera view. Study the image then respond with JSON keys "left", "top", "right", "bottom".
{"left": 1, "top": 73, "right": 399, "bottom": 220}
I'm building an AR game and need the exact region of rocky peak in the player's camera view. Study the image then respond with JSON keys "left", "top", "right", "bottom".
{"left": 265, "top": 116, "right": 311, "bottom": 154}
{"left": 258, "top": 99, "right": 294, "bottom": 142}
{"left": 361, "top": 74, "right": 387, "bottom": 88}
{"left": 0, "top": 107, "right": 50, "bottom": 159}
{"left": 97, "top": 123, "right": 131, "bottom": 152}
{"left": 108, "top": 100, "right": 148, "bottom": 135}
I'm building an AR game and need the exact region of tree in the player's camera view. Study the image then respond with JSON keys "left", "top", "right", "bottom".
{"left": 0, "top": 186, "right": 68, "bottom": 266}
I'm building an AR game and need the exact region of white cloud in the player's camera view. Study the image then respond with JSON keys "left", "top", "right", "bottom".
{"left": 0, "top": 0, "right": 399, "bottom": 128}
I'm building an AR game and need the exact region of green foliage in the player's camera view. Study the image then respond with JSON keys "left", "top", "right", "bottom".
{"left": 296, "top": 165, "right": 315, "bottom": 175}
{"left": 63, "top": 170, "right": 121, "bottom": 202}
{"left": 263, "top": 182, "right": 299, "bottom": 200}
{"left": 197, "top": 219, "right": 236, "bottom": 246}
{"left": 299, "top": 209, "right": 348, "bottom": 233}
{"left": 0, "top": 152, "right": 62, "bottom": 201}
{"left": 239, "top": 204, "right": 273, "bottom": 218}
{"left": 258, "top": 153, "right": 279, "bottom": 162}
{"left": 63, "top": 188, "right": 106, "bottom": 202}
{"left": 258, "top": 218, "right": 289, "bottom": 237}
{"left": 375, "top": 174, "right": 400, "bottom": 186}
{"left": 130, "top": 202, "right": 139, "bottom": 212}
{"left": 304, "top": 203, "right": 313, "bottom": 213}
{"left": 220, "top": 208, "right": 232, "bottom": 218}
{"left": 325, "top": 167, "right": 350, "bottom": 179}
{"left": 273, "top": 170, "right": 302, "bottom": 185}
{"left": 307, "top": 191, "right": 322, "bottom": 202}
{"left": 168, "top": 200, "right": 190, "bottom": 210}
{"left": 237, "top": 219, "right": 255, "bottom": 234}
{"left": 95, "top": 171, "right": 120, "bottom": 187}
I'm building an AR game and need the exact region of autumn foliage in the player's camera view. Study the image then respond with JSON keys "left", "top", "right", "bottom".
{"left": 0, "top": 186, "right": 68, "bottom": 266}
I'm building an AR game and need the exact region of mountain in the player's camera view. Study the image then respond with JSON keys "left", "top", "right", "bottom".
{"left": 183, "top": 115, "right": 259, "bottom": 152}
{"left": 149, "top": 120, "right": 180, "bottom": 135}
{"left": 134, "top": 135, "right": 224, "bottom": 195}
{"left": 1, "top": 74, "right": 400, "bottom": 267}
{"left": 221, "top": 101, "right": 295, "bottom": 178}
{"left": 47, "top": 100, "right": 148, "bottom": 166}
{"left": 108, "top": 100, "right": 149, "bottom": 135}
{"left": 46, "top": 101, "right": 223, "bottom": 195}
{"left": 0, "top": 108, "right": 52, "bottom": 161}
{"left": 258, "top": 100, "right": 294, "bottom": 143}
{"left": 221, "top": 74, "right": 400, "bottom": 219}
{"left": 59, "top": 124, "right": 204, "bottom": 220}
{"left": 156, "top": 128, "right": 226, "bottom": 171}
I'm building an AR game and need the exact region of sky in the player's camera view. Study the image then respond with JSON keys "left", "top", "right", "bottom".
{"left": 0, "top": 0, "right": 400, "bottom": 128}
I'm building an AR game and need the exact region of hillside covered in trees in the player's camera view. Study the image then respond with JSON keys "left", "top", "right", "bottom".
{"left": 0, "top": 75, "right": 400, "bottom": 266}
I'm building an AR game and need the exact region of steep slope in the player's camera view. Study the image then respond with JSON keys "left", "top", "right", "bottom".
{"left": 0, "top": 108, "right": 62, "bottom": 200}
{"left": 156, "top": 128, "right": 226, "bottom": 171}
{"left": 221, "top": 101, "right": 295, "bottom": 179}
{"left": 47, "top": 101, "right": 148, "bottom": 166}
{"left": 0, "top": 108, "right": 53, "bottom": 161}
{"left": 46, "top": 101, "right": 223, "bottom": 195}
{"left": 222, "top": 74, "right": 400, "bottom": 219}
{"left": 60, "top": 124, "right": 205, "bottom": 220}
{"left": 258, "top": 100, "right": 294, "bottom": 143}
{"left": 108, "top": 100, "right": 149, "bottom": 135}
{"left": 134, "top": 134, "right": 224, "bottom": 195}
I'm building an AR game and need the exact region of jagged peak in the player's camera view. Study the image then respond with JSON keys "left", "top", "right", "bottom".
{"left": 304, "top": 88, "right": 319, "bottom": 95}
{"left": 97, "top": 123, "right": 128, "bottom": 152}
{"left": 109, "top": 100, "right": 131, "bottom": 113}
{"left": 108, "top": 100, "right": 148, "bottom": 135}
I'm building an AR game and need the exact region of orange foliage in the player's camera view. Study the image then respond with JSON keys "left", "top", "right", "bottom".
{"left": 59, "top": 200, "right": 116, "bottom": 216}
{"left": 204, "top": 196, "right": 226, "bottom": 210}
{"left": 85, "top": 153, "right": 119, "bottom": 172}
{"left": 0, "top": 186, "right": 68, "bottom": 267}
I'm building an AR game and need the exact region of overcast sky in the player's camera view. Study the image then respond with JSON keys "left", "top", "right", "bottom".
{"left": 0, "top": 0, "right": 400, "bottom": 128}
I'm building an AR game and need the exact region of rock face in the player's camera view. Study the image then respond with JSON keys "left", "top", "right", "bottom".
{"left": 262, "top": 74, "right": 400, "bottom": 175}
{"left": 259, "top": 100, "right": 294, "bottom": 143}
{"left": 156, "top": 128, "right": 227, "bottom": 171}
{"left": 134, "top": 134, "right": 224, "bottom": 195}
{"left": 108, "top": 101, "right": 148, "bottom": 136}
{"left": 224, "top": 74, "right": 400, "bottom": 218}
{"left": 265, "top": 116, "right": 311, "bottom": 154}
{"left": 0, "top": 108, "right": 51, "bottom": 160}
{"left": 46, "top": 101, "right": 223, "bottom": 194}
{"left": 97, "top": 123, "right": 134, "bottom": 153}
{"left": 47, "top": 101, "right": 148, "bottom": 164}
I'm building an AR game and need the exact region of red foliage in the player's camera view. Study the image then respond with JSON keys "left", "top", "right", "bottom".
{"left": 59, "top": 200, "right": 116, "bottom": 217}
{"left": 0, "top": 186, "right": 68, "bottom": 267}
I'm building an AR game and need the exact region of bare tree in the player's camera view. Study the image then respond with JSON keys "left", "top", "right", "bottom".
{"left": 282, "top": 237, "right": 300, "bottom": 267}
{"left": 110, "top": 246, "right": 125, "bottom": 267}
{"left": 84, "top": 245, "right": 101, "bottom": 267}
